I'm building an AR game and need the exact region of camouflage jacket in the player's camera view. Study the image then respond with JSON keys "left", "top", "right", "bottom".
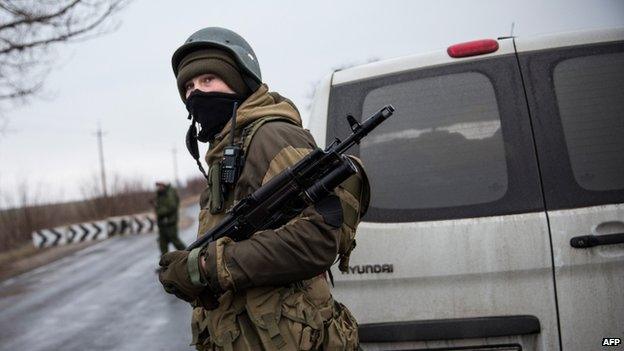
{"left": 191, "top": 84, "right": 364, "bottom": 350}
{"left": 155, "top": 185, "right": 179, "bottom": 227}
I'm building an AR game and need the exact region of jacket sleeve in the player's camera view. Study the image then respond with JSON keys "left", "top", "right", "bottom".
{"left": 204, "top": 122, "right": 341, "bottom": 292}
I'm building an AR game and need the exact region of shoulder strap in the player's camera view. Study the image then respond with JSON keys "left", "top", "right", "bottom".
{"left": 209, "top": 117, "right": 296, "bottom": 214}
{"left": 208, "top": 116, "right": 296, "bottom": 214}
{"left": 240, "top": 116, "right": 298, "bottom": 153}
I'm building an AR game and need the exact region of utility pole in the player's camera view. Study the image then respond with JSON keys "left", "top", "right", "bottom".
{"left": 172, "top": 146, "right": 180, "bottom": 188}
{"left": 95, "top": 123, "right": 108, "bottom": 198}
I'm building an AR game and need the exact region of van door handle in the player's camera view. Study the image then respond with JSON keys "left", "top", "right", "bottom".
{"left": 570, "top": 233, "right": 624, "bottom": 248}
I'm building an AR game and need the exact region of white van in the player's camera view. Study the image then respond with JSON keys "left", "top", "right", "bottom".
{"left": 309, "top": 28, "right": 624, "bottom": 351}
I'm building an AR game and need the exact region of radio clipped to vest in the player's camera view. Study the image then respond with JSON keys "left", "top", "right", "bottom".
{"left": 220, "top": 102, "right": 245, "bottom": 188}
{"left": 220, "top": 145, "right": 244, "bottom": 186}
{"left": 221, "top": 116, "right": 299, "bottom": 189}
{"left": 209, "top": 116, "right": 297, "bottom": 215}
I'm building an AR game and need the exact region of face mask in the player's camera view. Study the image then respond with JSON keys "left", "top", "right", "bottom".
{"left": 185, "top": 91, "right": 245, "bottom": 143}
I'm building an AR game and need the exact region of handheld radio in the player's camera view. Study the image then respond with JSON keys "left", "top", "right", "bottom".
{"left": 220, "top": 102, "right": 243, "bottom": 186}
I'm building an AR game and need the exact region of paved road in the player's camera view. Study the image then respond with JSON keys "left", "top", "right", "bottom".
{"left": 0, "top": 205, "right": 201, "bottom": 351}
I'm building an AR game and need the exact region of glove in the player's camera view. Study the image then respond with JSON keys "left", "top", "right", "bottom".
{"left": 158, "top": 250, "right": 200, "bottom": 302}
{"left": 158, "top": 249, "right": 219, "bottom": 309}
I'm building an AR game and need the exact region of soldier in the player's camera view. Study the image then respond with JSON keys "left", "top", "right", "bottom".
{"left": 158, "top": 27, "right": 368, "bottom": 350}
{"left": 154, "top": 181, "right": 185, "bottom": 255}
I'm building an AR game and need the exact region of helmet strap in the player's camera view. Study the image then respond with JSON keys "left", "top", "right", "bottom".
{"left": 185, "top": 114, "right": 209, "bottom": 182}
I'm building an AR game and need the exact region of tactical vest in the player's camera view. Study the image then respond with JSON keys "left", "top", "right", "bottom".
{"left": 192, "top": 116, "right": 369, "bottom": 351}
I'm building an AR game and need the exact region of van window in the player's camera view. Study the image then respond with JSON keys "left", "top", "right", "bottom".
{"left": 553, "top": 52, "right": 624, "bottom": 191}
{"left": 360, "top": 72, "right": 508, "bottom": 210}
{"left": 518, "top": 41, "right": 624, "bottom": 210}
{"left": 328, "top": 55, "right": 544, "bottom": 222}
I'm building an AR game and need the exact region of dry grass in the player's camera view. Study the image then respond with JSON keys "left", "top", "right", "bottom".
{"left": 0, "top": 206, "right": 198, "bottom": 282}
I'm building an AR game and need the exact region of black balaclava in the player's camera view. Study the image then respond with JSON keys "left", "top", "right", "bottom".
{"left": 185, "top": 91, "right": 245, "bottom": 143}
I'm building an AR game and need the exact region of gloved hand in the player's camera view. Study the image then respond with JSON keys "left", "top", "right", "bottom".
{"left": 158, "top": 250, "right": 201, "bottom": 302}
{"left": 158, "top": 250, "right": 219, "bottom": 309}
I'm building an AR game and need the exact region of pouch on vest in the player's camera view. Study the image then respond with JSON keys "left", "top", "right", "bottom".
{"left": 206, "top": 291, "right": 246, "bottom": 351}
{"left": 245, "top": 285, "right": 327, "bottom": 350}
{"left": 323, "top": 301, "right": 359, "bottom": 350}
{"left": 208, "top": 162, "right": 224, "bottom": 214}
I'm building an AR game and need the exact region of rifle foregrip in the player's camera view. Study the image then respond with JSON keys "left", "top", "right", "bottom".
{"left": 304, "top": 157, "right": 357, "bottom": 203}
{"left": 252, "top": 168, "right": 293, "bottom": 202}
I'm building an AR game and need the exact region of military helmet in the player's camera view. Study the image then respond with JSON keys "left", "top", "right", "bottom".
{"left": 171, "top": 27, "right": 262, "bottom": 92}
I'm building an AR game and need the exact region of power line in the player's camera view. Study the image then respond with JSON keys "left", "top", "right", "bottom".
{"left": 172, "top": 146, "right": 180, "bottom": 188}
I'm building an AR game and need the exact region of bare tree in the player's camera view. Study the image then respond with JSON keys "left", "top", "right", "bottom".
{"left": 0, "top": 0, "right": 130, "bottom": 120}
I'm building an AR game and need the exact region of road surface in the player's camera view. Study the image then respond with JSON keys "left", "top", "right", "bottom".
{"left": 0, "top": 205, "right": 201, "bottom": 351}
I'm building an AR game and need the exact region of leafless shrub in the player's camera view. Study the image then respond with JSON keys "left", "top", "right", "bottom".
{"left": 0, "top": 173, "right": 205, "bottom": 252}
{"left": 0, "top": 180, "right": 53, "bottom": 251}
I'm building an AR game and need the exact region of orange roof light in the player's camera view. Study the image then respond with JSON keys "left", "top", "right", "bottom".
{"left": 447, "top": 39, "right": 499, "bottom": 58}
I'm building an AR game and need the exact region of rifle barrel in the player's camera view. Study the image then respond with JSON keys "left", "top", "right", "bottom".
{"left": 334, "top": 105, "right": 395, "bottom": 154}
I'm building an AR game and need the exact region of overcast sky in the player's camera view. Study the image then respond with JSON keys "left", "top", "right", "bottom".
{"left": 1, "top": 0, "right": 623, "bottom": 204}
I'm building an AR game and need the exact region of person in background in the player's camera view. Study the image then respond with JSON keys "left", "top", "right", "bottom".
{"left": 154, "top": 181, "right": 185, "bottom": 256}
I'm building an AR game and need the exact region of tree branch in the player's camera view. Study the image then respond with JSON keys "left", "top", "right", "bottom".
{"left": 0, "top": 0, "right": 129, "bottom": 109}
{"left": 0, "top": 85, "right": 38, "bottom": 100}
{"left": 0, "top": 1, "right": 30, "bottom": 18}
{"left": 0, "top": 2, "right": 119, "bottom": 55}
{"left": 0, "top": 0, "right": 82, "bottom": 31}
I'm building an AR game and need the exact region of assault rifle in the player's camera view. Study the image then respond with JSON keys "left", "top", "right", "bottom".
{"left": 187, "top": 105, "right": 395, "bottom": 250}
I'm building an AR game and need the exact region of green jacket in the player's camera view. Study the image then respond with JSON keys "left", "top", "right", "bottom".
{"left": 155, "top": 185, "right": 179, "bottom": 227}
{"left": 191, "top": 84, "right": 363, "bottom": 350}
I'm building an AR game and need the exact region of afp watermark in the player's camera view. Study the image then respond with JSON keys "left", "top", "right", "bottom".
{"left": 602, "top": 338, "right": 621, "bottom": 347}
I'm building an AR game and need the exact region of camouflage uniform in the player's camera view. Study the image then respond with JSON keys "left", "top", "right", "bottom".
{"left": 155, "top": 184, "right": 185, "bottom": 255}
{"left": 190, "top": 85, "right": 366, "bottom": 350}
